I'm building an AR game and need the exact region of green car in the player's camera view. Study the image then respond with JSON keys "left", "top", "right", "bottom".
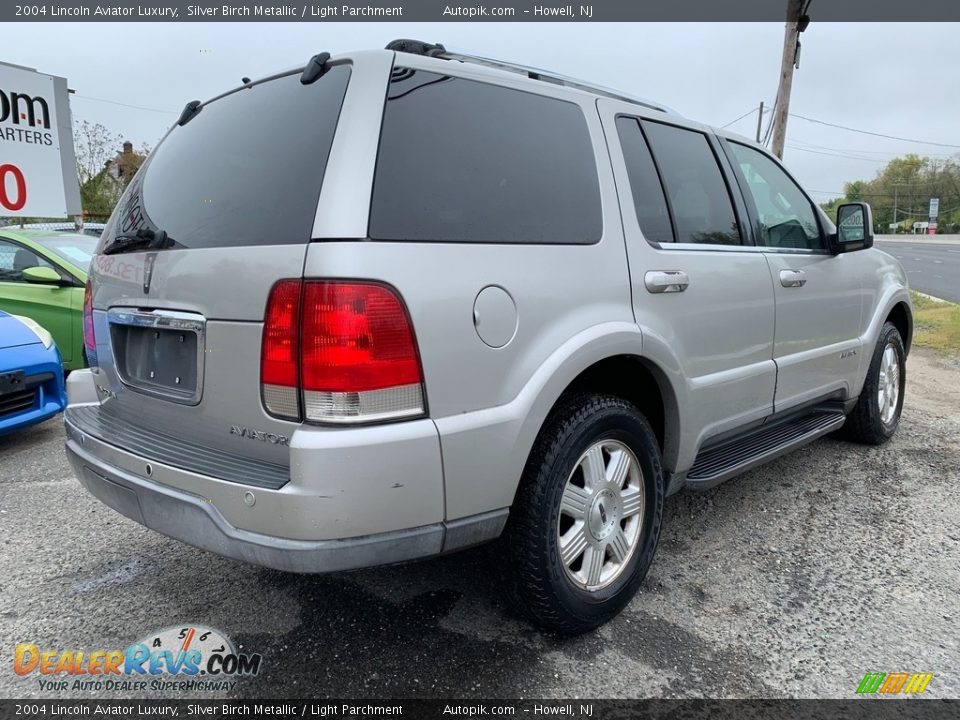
{"left": 0, "top": 229, "right": 98, "bottom": 371}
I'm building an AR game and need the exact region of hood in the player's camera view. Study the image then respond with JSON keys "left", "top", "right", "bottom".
{"left": 0, "top": 312, "right": 43, "bottom": 350}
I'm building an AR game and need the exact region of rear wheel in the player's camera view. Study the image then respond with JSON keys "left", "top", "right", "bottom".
{"left": 504, "top": 395, "right": 663, "bottom": 634}
{"left": 840, "top": 322, "right": 906, "bottom": 445}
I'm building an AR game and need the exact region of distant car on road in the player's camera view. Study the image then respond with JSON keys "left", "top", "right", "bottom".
{"left": 0, "top": 229, "right": 98, "bottom": 371}
{"left": 0, "top": 311, "right": 66, "bottom": 436}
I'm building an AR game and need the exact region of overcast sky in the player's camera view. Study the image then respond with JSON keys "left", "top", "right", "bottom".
{"left": 8, "top": 22, "right": 959, "bottom": 201}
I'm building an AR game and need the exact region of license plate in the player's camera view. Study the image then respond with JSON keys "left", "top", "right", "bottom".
{"left": 0, "top": 370, "right": 25, "bottom": 395}
{"left": 112, "top": 325, "right": 199, "bottom": 395}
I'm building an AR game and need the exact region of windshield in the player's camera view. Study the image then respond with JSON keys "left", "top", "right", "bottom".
{"left": 36, "top": 235, "right": 99, "bottom": 271}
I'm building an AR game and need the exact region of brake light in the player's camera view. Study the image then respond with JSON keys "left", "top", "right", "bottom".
{"left": 83, "top": 279, "right": 97, "bottom": 367}
{"left": 261, "top": 280, "right": 425, "bottom": 423}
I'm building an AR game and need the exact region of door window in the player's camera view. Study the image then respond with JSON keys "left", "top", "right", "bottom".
{"left": 616, "top": 117, "right": 674, "bottom": 244}
{"left": 728, "top": 142, "right": 824, "bottom": 251}
{"left": 0, "top": 240, "right": 54, "bottom": 282}
{"left": 641, "top": 121, "right": 742, "bottom": 245}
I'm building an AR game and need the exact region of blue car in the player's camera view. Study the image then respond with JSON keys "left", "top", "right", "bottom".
{"left": 0, "top": 311, "right": 66, "bottom": 435}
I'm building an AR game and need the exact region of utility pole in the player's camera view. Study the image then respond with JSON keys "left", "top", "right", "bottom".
{"left": 770, "top": 0, "right": 809, "bottom": 159}
{"left": 755, "top": 101, "right": 765, "bottom": 143}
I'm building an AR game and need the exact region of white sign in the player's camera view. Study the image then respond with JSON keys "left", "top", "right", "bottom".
{"left": 0, "top": 62, "right": 80, "bottom": 217}
{"left": 929, "top": 198, "right": 939, "bottom": 220}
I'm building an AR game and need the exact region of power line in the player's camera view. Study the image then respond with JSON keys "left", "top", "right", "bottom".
{"left": 789, "top": 112, "right": 960, "bottom": 149}
{"left": 789, "top": 138, "right": 953, "bottom": 159}
{"left": 72, "top": 94, "right": 178, "bottom": 115}
{"left": 786, "top": 144, "right": 889, "bottom": 163}
{"left": 721, "top": 107, "right": 757, "bottom": 129}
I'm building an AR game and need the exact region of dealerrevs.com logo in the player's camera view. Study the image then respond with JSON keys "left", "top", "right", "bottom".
{"left": 14, "top": 625, "right": 262, "bottom": 693}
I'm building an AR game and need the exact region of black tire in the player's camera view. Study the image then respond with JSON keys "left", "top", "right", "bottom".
{"left": 503, "top": 394, "right": 664, "bottom": 634}
{"left": 839, "top": 322, "right": 906, "bottom": 445}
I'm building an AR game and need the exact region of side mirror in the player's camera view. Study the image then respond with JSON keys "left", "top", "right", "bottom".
{"left": 21, "top": 266, "right": 64, "bottom": 285}
{"left": 830, "top": 202, "right": 874, "bottom": 254}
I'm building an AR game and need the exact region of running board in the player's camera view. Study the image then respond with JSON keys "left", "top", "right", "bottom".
{"left": 687, "top": 410, "right": 846, "bottom": 488}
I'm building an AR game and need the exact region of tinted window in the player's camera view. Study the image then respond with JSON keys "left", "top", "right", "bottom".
{"left": 728, "top": 142, "right": 823, "bottom": 250}
{"left": 616, "top": 117, "right": 674, "bottom": 244}
{"left": 100, "top": 66, "right": 350, "bottom": 250}
{"left": 370, "top": 69, "right": 602, "bottom": 244}
{"left": 642, "top": 122, "right": 741, "bottom": 245}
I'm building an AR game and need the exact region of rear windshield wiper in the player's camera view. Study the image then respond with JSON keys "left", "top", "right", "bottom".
{"left": 102, "top": 229, "right": 175, "bottom": 256}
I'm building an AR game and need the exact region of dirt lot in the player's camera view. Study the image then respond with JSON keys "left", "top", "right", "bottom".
{"left": 0, "top": 350, "right": 957, "bottom": 699}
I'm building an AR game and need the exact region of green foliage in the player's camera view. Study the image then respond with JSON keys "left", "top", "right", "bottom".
{"left": 828, "top": 153, "right": 960, "bottom": 233}
{"left": 73, "top": 120, "right": 150, "bottom": 218}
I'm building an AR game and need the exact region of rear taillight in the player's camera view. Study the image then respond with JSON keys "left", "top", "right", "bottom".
{"left": 260, "top": 280, "right": 302, "bottom": 419}
{"left": 261, "top": 280, "right": 425, "bottom": 424}
{"left": 83, "top": 279, "right": 97, "bottom": 367}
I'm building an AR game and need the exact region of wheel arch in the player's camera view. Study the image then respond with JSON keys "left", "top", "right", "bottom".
{"left": 885, "top": 300, "right": 913, "bottom": 356}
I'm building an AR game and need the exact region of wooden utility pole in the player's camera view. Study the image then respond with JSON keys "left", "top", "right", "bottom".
{"left": 770, "top": 0, "right": 807, "bottom": 159}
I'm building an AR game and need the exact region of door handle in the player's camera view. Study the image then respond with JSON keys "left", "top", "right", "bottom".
{"left": 779, "top": 269, "right": 807, "bottom": 288}
{"left": 644, "top": 270, "right": 689, "bottom": 294}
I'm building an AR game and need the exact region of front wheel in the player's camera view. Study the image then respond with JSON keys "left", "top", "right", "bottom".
{"left": 504, "top": 395, "right": 664, "bottom": 634}
{"left": 840, "top": 322, "right": 906, "bottom": 445}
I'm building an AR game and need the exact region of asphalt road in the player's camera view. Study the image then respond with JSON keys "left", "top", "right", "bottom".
{"left": 875, "top": 239, "right": 960, "bottom": 302}
{"left": 1, "top": 351, "right": 958, "bottom": 700}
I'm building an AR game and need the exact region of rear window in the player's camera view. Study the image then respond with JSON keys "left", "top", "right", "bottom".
{"left": 101, "top": 66, "right": 350, "bottom": 250}
{"left": 370, "top": 69, "right": 602, "bottom": 244}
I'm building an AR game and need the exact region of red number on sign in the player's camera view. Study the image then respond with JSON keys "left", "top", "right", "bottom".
{"left": 0, "top": 164, "right": 27, "bottom": 212}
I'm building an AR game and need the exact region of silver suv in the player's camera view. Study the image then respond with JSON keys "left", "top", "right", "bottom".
{"left": 65, "top": 41, "right": 912, "bottom": 633}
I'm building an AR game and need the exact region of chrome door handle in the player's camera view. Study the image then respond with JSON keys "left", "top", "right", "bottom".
{"left": 644, "top": 270, "right": 689, "bottom": 294}
{"left": 779, "top": 269, "right": 807, "bottom": 288}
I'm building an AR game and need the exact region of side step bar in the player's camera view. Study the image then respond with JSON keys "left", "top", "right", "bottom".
{"left": 687, "top": 410, "right": 847, "bottom": 488}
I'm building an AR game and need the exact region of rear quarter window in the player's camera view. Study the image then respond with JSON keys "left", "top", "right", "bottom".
{"left": 370, "top": 69, "right": 602, "bottom": 244}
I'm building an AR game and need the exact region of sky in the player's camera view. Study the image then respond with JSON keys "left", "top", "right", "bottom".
{"left": 6, "top": 21, "right": 959, "bottom": 202}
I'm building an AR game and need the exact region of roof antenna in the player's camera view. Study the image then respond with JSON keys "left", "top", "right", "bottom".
{"left": 241, "top": 77, "right": 251, "bottom": 84}
{"left": 177, "top": 100, "right": 202, "bottom": 126}
{"left": 300, "top": 52, "right": 331, "bottom": 84}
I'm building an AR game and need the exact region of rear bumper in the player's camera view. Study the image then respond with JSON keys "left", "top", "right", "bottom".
{"left": 64, "top": 370, "right": 506, "bottom": 572}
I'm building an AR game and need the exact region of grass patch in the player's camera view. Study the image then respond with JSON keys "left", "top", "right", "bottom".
{"left": 910, "top": 290, "right": 960, "bottom": 355}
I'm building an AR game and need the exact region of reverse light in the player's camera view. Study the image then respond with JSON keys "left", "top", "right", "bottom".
{"left": 261, "top": 280, "right": 425, "bottom": 423}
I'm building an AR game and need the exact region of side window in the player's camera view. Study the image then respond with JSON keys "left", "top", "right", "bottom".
{"left": 615, "top": 117, "right": 674, "bottom": 244}
{"left": 0, "top": 240, "right": 53, "bottom": 283}
{"left": 370, "top": 69, "right": 602, "bottom": 244}
{"left": 728, "top": 142, "right": 823, "bottom": 251}
{"left": 641, "top": 121, "right": 742, "bottom": 245}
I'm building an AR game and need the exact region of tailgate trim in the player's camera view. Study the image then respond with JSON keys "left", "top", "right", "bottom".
{"left": 66, "top": 404, "right": 289, "bottom": 490}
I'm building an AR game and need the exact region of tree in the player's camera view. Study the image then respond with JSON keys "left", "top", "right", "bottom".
{"left": 73, "top": 121, "right": 150, "bottom": 217}
{"left": 827, "top": 152, "right": 960, "bottom": 234}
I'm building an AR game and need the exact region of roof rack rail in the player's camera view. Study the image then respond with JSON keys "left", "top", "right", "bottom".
{"left": 385, "top": 39, "right": 677, "bottom": 115}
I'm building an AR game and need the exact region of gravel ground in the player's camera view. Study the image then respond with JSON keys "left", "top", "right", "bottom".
{"left": 1, "top": 350, "right": 957, "bottom": 700}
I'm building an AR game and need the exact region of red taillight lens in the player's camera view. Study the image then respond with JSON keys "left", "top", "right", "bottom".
{"left": 260, "top": 280, "right": 302, "bottom": 419}
{"left": 83, "top": 279, "right": 97, "bottom": 366}
{"left": 260, "top": 280, "right": 424, "bottom": 423}
{"left": 301, "top": 282, "right": 422, "bottom": 393}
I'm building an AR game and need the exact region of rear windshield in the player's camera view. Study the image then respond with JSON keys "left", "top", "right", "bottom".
{"left": 100, "top": 66, "right": 350, "bottom": 250}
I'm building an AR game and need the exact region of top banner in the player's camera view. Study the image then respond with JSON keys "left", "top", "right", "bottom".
{"left": 5, "top": 0, "right": 960, "bottom": 22}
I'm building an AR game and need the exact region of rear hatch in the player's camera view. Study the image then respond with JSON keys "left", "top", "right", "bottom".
{"left": 81, "top": 64, "right": 351, "bottom": 484}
